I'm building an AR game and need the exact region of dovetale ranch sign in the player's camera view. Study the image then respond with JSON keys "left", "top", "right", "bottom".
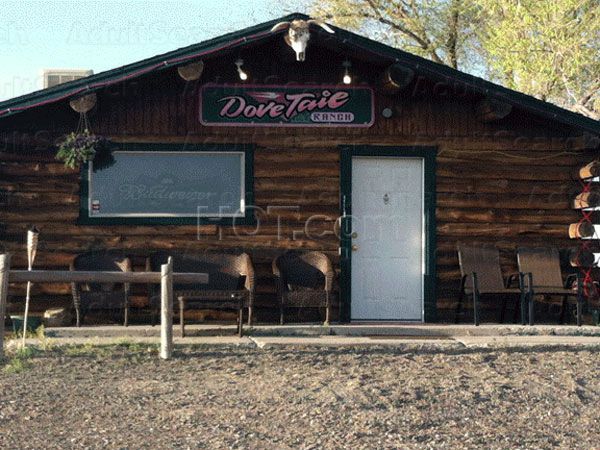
{"left": 200, "top": 84, "right": 374, "bottom": 127}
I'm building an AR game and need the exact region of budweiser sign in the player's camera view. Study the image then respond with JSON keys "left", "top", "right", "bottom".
{"left": 200, "top": 84, "right": 374, "bottom": 127}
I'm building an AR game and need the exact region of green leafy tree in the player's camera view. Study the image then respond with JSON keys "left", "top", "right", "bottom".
{"left": 475, "top": 0, "right": 599, "bottom": 119}
{"left": 311, "top": 0, "right": 479, "bottom": 69}
{"left": 308, "top": 0, "right": 599, "bottom": 118}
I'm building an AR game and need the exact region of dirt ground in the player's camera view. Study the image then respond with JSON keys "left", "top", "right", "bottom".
{"left": 1, "top": 344, "right": 599, "bottom": 449}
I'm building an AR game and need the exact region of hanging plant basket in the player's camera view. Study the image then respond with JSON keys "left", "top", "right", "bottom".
{"left": 55, "top": 129, "right": 113, "bottom": 170}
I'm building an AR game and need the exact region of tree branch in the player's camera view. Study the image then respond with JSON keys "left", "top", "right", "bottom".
{"left": 446, "top": 0, "right": 460, "bottom": 69}
{"left": 363, "top": 0, "right": 445, "bottom": 65}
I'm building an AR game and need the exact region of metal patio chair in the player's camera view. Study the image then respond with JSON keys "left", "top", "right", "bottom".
{"left": 147, "top": 251, "right": 255, "bottom": 337}
{"left": 70, "top": 251, "right": 131, "bottom": 327}
{"left": 517, "top": 247, "right": 583, "bottom": 326}
{"left": 456, "top": 243, "right": 528, "bottom": 326}
{"left": 273, "top": 251, "right": 334, "bottom": 325}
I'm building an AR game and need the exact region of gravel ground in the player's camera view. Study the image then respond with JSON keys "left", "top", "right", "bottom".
{"left": 1, "top": 344, "right": 599, "bottom": 449}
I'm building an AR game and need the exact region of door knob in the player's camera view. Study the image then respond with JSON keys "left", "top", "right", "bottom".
{"left": 351, "top": 232, "right": 358, "bottom": 239}
{"left": 351, "top": 244, "right": 359, "bottom": 252}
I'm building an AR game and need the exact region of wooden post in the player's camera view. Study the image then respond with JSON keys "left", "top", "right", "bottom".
{"left": 0, "top": 254, "right": 11, "bottom": 360}
{"left": 378, "top": 64, "right": 415, "bottom": 94}
{"left": 160, "top": 257, "right": 173, "bottom": 360}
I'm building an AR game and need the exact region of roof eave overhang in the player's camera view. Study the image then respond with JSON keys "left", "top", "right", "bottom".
{"left": 0, "top": 11, "right": 598, "bottom": 136}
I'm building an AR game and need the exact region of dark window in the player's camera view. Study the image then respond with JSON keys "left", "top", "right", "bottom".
{"left": 80, "top": 143, "right": 254, "bottom": 225}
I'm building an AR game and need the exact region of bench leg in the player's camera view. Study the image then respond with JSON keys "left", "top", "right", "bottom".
{"left": 455, "top": 290, "right": 464, "bottom": 324}
{"left": 576, "top": 289, "right": 583, "bottom": 327}
{"left": 238, "top": 306, "right": 243, "bottom": 338}
{"left": 179, "top": 298, "right": 185, "bottom": 338}
{"left": 512, "top": 296, "right": 520, "bottom": 324}
{"left": 528, "top": 291, "right": 535, "bottom": 326}
{"left": 518, "top": 290, "right": 526, "bottom": 325}
{"left": 559, "top": 296, "right": 567, "bottom": 324}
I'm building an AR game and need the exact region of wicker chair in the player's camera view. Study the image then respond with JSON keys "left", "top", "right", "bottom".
{"left": 70, "top": 251, "right": 132, "bottom": 327}
{"left": 517, "top": 247, "right": 583, "bottom": 325}
{"left": 456, "top": 244, "right": 528, "bottom": 325}
{"left": 273, "top": 251, "right": 334, "bottom": 325}
{"left": 147, "top": 251, "right": 255, "bottom": 337}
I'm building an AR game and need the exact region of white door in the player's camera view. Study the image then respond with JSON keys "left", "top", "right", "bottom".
{"left": 351, "top": 157, "right": 424, "bottom": 321}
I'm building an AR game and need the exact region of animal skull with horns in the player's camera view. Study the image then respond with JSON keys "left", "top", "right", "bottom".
{"left": 271, "top": 19, "right": 335, "bottom": 62}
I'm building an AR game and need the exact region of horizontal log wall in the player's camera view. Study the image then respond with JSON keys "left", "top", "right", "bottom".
{"left": 0, "top": 43, "right": 598, "bottom": 322}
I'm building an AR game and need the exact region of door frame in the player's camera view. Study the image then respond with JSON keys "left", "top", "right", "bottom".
{"left": 339, "top": 145, "right": 437, "bottom": 323}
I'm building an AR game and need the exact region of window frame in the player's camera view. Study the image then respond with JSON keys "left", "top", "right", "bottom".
{"left": 79, "top": 143, "right": 255, "bottom": 226}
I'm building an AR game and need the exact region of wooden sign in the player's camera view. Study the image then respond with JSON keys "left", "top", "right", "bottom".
{"left": 200, "top": 84, "right": 374, "bottom": 127}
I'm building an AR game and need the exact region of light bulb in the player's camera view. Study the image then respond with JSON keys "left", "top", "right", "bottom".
{"left": 342, "top": 60, "right": 352, "bottom": 85}
{"left": 235, "top": 58, "right": 248, "bottom": 81}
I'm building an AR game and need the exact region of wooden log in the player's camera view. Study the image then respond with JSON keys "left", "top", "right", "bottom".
{"left": 437, "top": 193, "right": 570, "bottom": 210}
{"left": 0, "top": 224, "right": 218, "bottom": 237}
{"left": 0, "top": 209, "right": 79, "bottom": 222}
{"left": 438, "top": 223, "right": 567, "bottom": 238}
{"left": 9, "top": 270, "right": 208, "bottom": 284}
{"left": 6, "top": 252, "right": 76, "bottom": 269}
{"left": 255, "top": 149, "right": 339, "bottom": 163}
{"left": 107, "top": 134, "right": 590, "bottom": 152}
{"left": 436, "top": 177, "right": 573, "bottom": 195}
{"left": 436, "top": 208, "right": 580, "bottom": 224}
{"left": 254, "top": 162, "right": 338, "bottom": 178}
{"left": 572, "top": 190, "right": 600, "bottom": 209}
{"left": 579, "top": 160, "right": 600, "bottom": 180}
{"left": 0, "top": 152, "right": 56, "bottom": 162}
{"left": 437, "top": 152, "right": 591, "bottom": 167}
{"left": 255, "top": 192, "right": 338, "bottom": 206}
{"left": 437, "top": 164, "right": 571, "bottom": 181}
{"left": 69, "top": 93, "right": 97, "bottom": 114}
{"left": 177, "top": 61, "right": 204, "bottom": 81}
{"left": 255, "top": 177, "right": 339, "bottom": 192}
{"left": 474, "top": 98, "right": 513, "bottom": 122}
{"left": 569, "top": 222, "right": 596, "bottom": 239}
{"left": 0, "top": 191, "right": 79, "bottom": 206}
{"left": 0, "top": 254, "right": 10, "bottom": 360}
{"left": 0, "top": 162, "right": 77, "bottom": 177}
{"left": 436, "top": 237, "right": 576, "bottom": 253}
{"left": 0, "top": 179, "right": 78, "bottom": 193}
{"left": 568, "top": 248, "right": 596, "bottom": 267}
{"left": 160, "top": 257, "right": 173, "bottom": 360}
{"left": 378, "top": 64, "right": 415, "bottom": 94}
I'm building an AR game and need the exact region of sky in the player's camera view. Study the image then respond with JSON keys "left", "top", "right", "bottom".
{"left": 0, "top": 0, "right": 298, "bottom": 101}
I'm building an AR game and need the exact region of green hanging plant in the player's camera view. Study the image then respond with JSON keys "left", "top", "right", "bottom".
{"left": 55, "top": 129, "right": 110, "bottom": 169}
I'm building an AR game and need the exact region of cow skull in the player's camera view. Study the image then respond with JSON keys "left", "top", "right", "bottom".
{"left": 271, "top": 19, "right": 335, "bottom": 62}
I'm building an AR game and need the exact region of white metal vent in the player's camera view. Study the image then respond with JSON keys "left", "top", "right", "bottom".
{"left": 43, "top": 69, "right": 93, "bottom": 88}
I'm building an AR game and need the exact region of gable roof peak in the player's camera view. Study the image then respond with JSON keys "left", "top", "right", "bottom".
{"left": 0, "top": 12, "right": 597, "bottom": 135}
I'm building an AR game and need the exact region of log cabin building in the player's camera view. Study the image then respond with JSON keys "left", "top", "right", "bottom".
{"left": 0, "top": 13, "right": 598, "bottom": 324}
